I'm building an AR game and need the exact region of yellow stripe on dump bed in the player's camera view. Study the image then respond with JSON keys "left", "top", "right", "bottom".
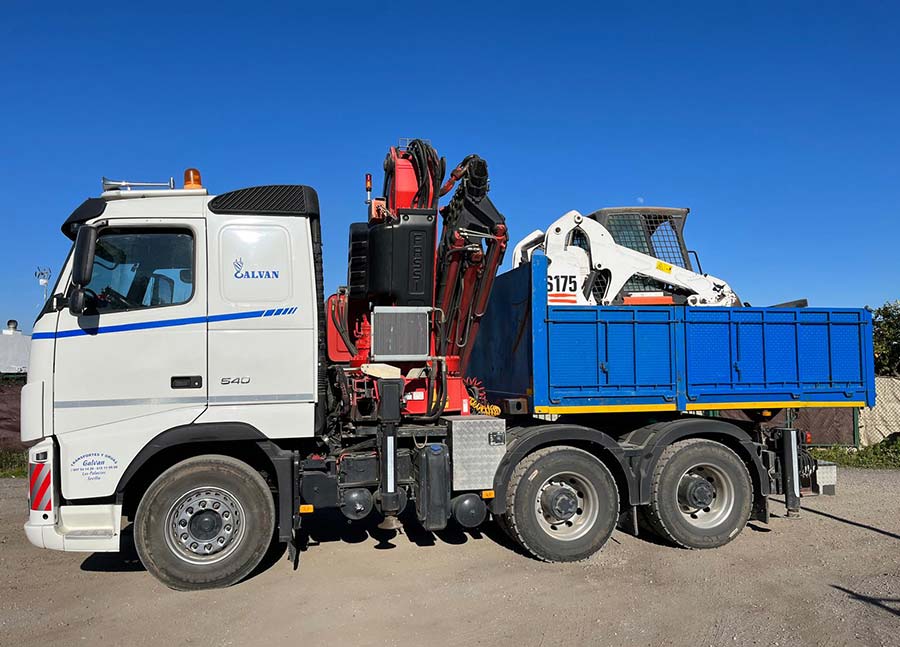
{"left": 534, "top": 404, "right": 679, "bottom": 414}
{"left": 685, "top": 401, "right": 865, "bottom": 411}
{"left": 534, "top": 401, "right": 866, "bottom": 414}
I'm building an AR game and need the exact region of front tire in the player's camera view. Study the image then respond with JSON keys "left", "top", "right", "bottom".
{"left": 501, "top": 447, "right": 619, "bottom": 562}
{"left": 134, "top": 454, "right": 275, "bottom": 591}
{"left": 642, "top": 439, "right": 752, "bottom": 549}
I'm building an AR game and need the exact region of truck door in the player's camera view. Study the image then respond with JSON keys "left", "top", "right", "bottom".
{"left": 53, "top": 218, "right": 207, "bottom": 500}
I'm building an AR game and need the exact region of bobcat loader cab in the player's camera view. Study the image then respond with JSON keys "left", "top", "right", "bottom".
{"left": 24, "top": 170, "right": 324, "bottom": 555}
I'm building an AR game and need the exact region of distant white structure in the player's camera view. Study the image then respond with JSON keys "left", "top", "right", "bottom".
{"left": 1, "top": 319, "right": 30, "bottom": 374}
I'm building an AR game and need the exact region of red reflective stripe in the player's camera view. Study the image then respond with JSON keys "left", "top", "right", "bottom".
{"left": 43, "top": 498, "right": 52, "bottom": 512}
{"left": 29, "top": 462, "right": 44, "bottom": 493}
{"left": 32, "top": 473, "right": 51, "bottom": 511}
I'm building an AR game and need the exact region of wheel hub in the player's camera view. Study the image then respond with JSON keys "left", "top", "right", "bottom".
{"left": 678, "top": 474, "right": 715, "bottom": 509}
{"left": 165, "top": 487, "right": 244, "bottom": 564}
{"left": 189, "top": 509, "right": 223, "bottom": 541}
{"left": 541, "top": 484, "right": 579, "bottom": 521}
{"left": 534, "top": 470, "right": 601, "bottom": 542}
{"left": 676, "top": 463, "right": 737, "bottom": 530}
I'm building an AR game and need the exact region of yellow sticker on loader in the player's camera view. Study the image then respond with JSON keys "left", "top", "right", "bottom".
{"left": 656, "top": 260, "right": 673, "bottom": 273}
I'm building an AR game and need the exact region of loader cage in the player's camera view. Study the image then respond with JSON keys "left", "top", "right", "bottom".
{"left": 588, "top": 207, "right": 693, "bottom": 296}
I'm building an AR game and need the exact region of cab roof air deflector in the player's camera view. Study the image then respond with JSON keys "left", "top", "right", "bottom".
{"left": 61, "top": 197, "right": 106, "bottom": 240}
{"left": 208, "top": 185, "right": 320, "bottom": 219}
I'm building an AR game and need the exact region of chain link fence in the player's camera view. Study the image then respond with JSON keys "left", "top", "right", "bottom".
{"left": 860, "top": 377, "right": 900, "bottom": 447}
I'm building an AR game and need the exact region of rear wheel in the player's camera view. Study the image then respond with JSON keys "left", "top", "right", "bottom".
{"left": 642, "top": 439, "right": 752, "bottom": 549}
{"left": 134, "top": 455, "right": 275, "bottom": 590}
{"left": 501, "top": 447, "right": 619, "bottom": 562}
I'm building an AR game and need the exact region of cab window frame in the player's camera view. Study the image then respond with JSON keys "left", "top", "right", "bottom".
{"left": 78, "top": 225, "right": 197, "bottom": 316}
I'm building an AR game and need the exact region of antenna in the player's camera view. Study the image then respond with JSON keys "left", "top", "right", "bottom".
{"left": 35, "top": 267, "right": 52, "bottom": 304}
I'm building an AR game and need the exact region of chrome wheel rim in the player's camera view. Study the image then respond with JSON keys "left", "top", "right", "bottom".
{"left": 535, "top": 471, "right": 599, "bottom": 541}
{"left": 676, "top": 463, "right": 734, "bottom": 529}
{"left": 164, "top": 486, "right": 245, "bottom": 565}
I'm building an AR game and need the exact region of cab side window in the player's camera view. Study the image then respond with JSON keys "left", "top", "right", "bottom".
{"left": 84, "top": 228, "right": 194, "bottom": 313}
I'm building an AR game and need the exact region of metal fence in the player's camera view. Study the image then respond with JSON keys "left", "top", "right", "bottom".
{"left": 859, "top": 377, "right": 900, "bottom": 446}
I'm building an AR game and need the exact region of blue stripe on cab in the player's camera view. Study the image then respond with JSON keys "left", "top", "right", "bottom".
{"left": 33, "top": 306, "right": 296, "bottom": 340}
{"left": 207, "top": 310, "right": 267, "bottom": 323}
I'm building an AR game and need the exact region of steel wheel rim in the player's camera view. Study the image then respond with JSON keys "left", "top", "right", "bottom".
{"left": 534, "top": 471, "right": 599, "bottom": 541}
{"left": 164, "top": 486, "right": 246, "bottom": 565}
{"left": 675, "top": 463, "right": 735, "bottom": 529}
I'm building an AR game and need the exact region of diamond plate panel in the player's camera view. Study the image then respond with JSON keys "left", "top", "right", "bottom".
{"left": 444, "top": 415, "right": 507, "bottom": 490}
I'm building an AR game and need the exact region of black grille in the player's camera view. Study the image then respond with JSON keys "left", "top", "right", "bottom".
{"left": 208, "top": 185, "right": 319, "bottom": 218}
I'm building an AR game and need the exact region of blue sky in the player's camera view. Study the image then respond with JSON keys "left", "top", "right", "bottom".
{"left": 2, "top": 2, "right": 898, "bottom": 331}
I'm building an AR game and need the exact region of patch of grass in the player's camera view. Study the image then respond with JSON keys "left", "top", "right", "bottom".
{"left": 810, "top": 434, "right": 900, "bottom": 469}
{"left": 0, "top": 449, "right": 28, "bottom": 478}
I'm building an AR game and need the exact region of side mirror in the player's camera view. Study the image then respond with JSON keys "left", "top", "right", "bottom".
{"left": 69, "top": 225, "right": 98, "bottom": 316}
{"left": 72, "top": 225, "right": 98, "bottom": 287}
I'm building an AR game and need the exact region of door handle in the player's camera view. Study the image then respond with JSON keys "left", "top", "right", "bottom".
{"left": 171, "top": 376, "right": 203, "bottom": 389}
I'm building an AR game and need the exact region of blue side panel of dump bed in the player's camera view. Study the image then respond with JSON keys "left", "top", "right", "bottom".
{"left": 682, "top": 307, "right": 875, "bottom": 409}
{"left": 538, "top": 305, "right": 681, "bottom": 410}
{"left": 468, "top": 254, "right": 876, "bottom": 414}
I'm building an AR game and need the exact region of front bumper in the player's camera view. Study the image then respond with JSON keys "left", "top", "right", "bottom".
{"left": 24, "top": 521, "right": 66, "bottom": 551}
{"left": 23, "top": 439, "right": 121, "bottom": 553}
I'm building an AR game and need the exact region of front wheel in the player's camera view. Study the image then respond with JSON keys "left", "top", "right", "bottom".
{"left": 501, "top": 447, "right": 619, "bottom": 562}
{"left": 134, "top": 455, "right": 275, "bottom": 590}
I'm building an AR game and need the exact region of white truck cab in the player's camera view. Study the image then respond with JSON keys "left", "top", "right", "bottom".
{"left": 23, "top": 172, "right": 323, "bottom": 555}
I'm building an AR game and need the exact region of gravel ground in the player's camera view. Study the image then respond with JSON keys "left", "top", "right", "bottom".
{"left": 1, "top": 468, "right": 898, "bottom": 646}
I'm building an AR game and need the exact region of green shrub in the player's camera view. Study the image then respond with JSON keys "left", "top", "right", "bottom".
{"left": 0, "top": 449, "right": 27, "bottom": 478}
{"left": 810, "top": 434, "right": 900, "bottom": 469}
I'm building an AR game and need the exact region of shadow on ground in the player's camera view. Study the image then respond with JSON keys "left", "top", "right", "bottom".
{"left": 833, "top": 585, "right": 900, "bottom": 618}
{"left": 78, "top": 507, "right": 707, "bottom": 580}
{"left": 78, "top": 511, "right": 527, "bottom": 578}
{"left": 80, "top": 524, "right": 144, "bottom": 573}
{"left": 772, "top": 497, "right": 900, "bottom": 541}
{"left": 297, "top": 508, "right": 521, "bottom": 555}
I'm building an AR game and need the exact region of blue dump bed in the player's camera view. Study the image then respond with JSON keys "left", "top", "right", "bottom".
{"left": 469, "top": 255, "right": 875, "bottom": 415}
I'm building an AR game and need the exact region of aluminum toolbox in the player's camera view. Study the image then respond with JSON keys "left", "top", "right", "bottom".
{"left": 469, "top": 254, "right": 876, "bottom": 415}
{"left": 444, "top": 415, "right": 506, "bottom": 490}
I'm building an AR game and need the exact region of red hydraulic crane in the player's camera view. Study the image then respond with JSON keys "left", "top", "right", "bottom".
{"left": 325, "top": 139, "right": 508, "bottom": 423}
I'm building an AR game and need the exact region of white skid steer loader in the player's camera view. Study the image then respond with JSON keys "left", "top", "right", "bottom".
{"left": 514, "top": 206, "right": 740, "bottom": 307}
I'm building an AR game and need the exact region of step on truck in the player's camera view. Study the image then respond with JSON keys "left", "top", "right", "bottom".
{"left": 22, "top": 140, "right": 875, "bottom": 589}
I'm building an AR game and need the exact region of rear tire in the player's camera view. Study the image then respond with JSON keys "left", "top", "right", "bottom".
{"left": 641, "top": 439, "right": 752, "bottom": 549}
{"left": 134, "top": 454, "right": 275, "bottom": 591}
{"left": 501, "top": 447, "right": 619, "bottom": 562}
